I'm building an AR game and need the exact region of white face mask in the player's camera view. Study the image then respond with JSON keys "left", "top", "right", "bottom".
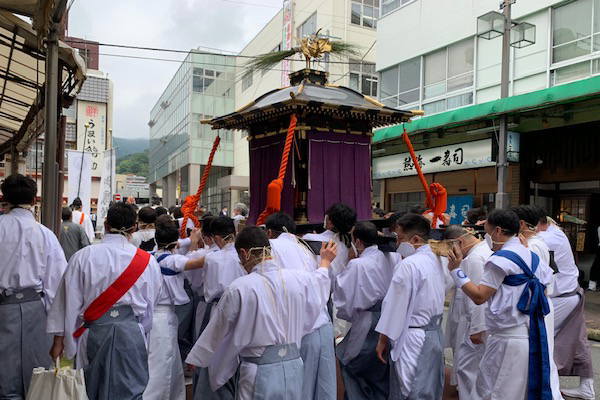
{"left": 397, "top": 242, "right": 416, "bottom": 258}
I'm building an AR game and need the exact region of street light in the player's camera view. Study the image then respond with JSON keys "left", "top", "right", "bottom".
{"left": 476, "top": 0, "right": 536, "bottom": 209}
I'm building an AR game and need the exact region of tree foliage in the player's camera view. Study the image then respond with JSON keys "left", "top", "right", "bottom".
{"left": 116, "top": 150, "right": 148, "bottom": 178}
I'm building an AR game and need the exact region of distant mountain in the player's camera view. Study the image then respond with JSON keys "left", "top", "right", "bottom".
{"left": 113, "top": 137, "right": 149, "bottom": 159}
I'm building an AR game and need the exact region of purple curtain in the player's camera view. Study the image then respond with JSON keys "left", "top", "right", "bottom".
{"left": 307, "top": 131, "right": 371, "bottom": 223}
{"left": 248, "top": 134, "right": 294, "bottom": 224}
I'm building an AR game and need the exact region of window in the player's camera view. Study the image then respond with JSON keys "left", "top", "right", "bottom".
{"left": 381, "top": 0, "right": 416, "bottom": 16}
{"left": 193, "top": 67, "right": 216, "bottom": 93}
{"left": 424, "top": 38, "right": 474, "bottom": 99}
{"left": 349, "top": 59, "right": 378, "bottom": 96}
{"left": 351, "top": 0, "right": 380, "bottom": 29}
{"left": 380, "top": 57, "right": 421, "bottom": 108}
{"left": 389, "top": 192, "right": 425, "bottom": 214}
{"left": 242, "top": 71, "right": 253, "bottom": 92}
{"left": 297, "top": 12, "right": 317, "bottom": 38}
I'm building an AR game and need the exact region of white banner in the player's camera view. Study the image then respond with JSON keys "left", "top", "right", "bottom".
{"left": 67, "top": 150, "right": 93, "bottom": 215}
{"left": 281, "top": 0, "right": 294, "bottom": 86}
{"left": 77, "top": 101, "right": 107, "bottom": 178}
{"left": 373, "top": 139, "right": 495, "bottom": 179}
{"left": 96, "top": 148, "right": 116, "bottom": 234}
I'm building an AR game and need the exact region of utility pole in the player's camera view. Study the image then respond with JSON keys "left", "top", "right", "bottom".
{"left": 495, "top": 0, "right": 512, "bottom": 209}
{"left": 42, "top": 23, "right": 59, "bottom": 232}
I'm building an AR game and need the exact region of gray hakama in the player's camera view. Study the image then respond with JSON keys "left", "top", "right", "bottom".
{"left": 336, "top": 302, "right": 388, "bottom": 400}
{"left": 242, "top": 343, "right": 303, "bottom": 400}
{"left": 300, "top": 322, "right": 336, "bottom": 400}
{"left": 554, "top": 287, "right": 594, "bottom": 378}
{"left": 174, "top": 278, "right": 196, "bottom": 362}
{"left": 389, "top": 314, "right": 444, "bottom": 400}
{"left": 83, "top": 305, "right": 149, "bottom": 400}
{"left": 0, "top": 288, "right": 52, "bottom": 399}
{"left": 193, "top": 298, "right": 236, "bottom": 400}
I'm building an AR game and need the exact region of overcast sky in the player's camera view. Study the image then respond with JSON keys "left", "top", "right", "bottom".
{"left": 67, "top": 0, "right": 282, "bottom": 140}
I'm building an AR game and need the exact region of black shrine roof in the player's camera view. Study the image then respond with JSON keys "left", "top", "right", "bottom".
{"left": 204, "top": 69, "right": 416, "bottom": 131}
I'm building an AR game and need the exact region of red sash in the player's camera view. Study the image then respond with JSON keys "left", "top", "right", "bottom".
{"left": 79, "top": 213, "right": 85, "bottom": 225}
{"left": 73, "top": 248, "right": 151, "bottom": 338}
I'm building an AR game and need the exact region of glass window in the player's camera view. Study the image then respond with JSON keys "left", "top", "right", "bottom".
{"left": 424, "top": 49, "right": 446, "bottom": 98}
{"left": 553, "top": 61, "right": 591, "bottom": 85}
{"left": 552, "top": 0, "right": 593, "bottom": 63}
{"left": 242, "top": 71, "right": 253, "bottom": 91}
{"left": 349, "top": 59, "right": 378, "bottom": 96}
{"left": 381, "top": 0, "right": 416, "bottom": 16}
{"left": 297, "top": 12, "right": 317, "bottom": 38}
{"left": 380, "top": 66, "right": 399, "bottom": 98}
{"left": 351, "top": 0, "right": 380, "bottom": 28}
{"left": 398, "top": 57, "right": 420, "bottom": 104}
{"left": 424, "top": 39, "right": 473, "bottom": 99}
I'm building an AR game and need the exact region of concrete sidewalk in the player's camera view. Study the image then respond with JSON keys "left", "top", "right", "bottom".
{"left": 585, "top": 291, "right": 600, "bottom": 340}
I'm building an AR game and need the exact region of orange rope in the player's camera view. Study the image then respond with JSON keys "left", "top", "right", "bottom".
{"left": 401, "top": 125, "right": 447, "bottom": 228}
{"left": 180, "top": 135, "right": 221, "bottom": 238}
{"left": 256, "top": 114, "right": 297, "bottom": 225}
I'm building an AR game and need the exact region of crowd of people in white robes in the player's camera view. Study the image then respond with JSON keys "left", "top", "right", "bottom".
{"left": 0, "top": 172, "right": 596, "bottom": 400}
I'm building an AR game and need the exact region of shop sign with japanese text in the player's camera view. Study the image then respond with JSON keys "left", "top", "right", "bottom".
{"left": 373, "top": 139, "right": 495, "bottom": 179}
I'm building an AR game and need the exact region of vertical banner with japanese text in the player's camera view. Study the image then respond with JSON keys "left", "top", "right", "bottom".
{"left": 77, "top": 101, "right": 107, "bottom": 178}
{"left": 96, "top": 148, "right": 116, "bottom": 234}
{"left": 67, "top": 149, "right": 92, "bottom": 215}
{"left": 281, "top": 0, "right": 294, "bottom": 86}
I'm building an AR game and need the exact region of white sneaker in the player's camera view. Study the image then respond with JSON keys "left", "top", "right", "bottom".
{"left": 561, "top": 378, "right": 595, "bottom": 400}
{"left": 588, "top": 281, "right": 597, "bottom": 291}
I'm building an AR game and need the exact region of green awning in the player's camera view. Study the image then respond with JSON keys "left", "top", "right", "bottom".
{"left": 374, "top": 75, "right": 600, "bottom": 143}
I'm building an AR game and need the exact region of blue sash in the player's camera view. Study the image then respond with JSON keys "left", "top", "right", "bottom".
{"left": 495, "top": 249, "right": 551, "bottom": 400}
{"left": 154, "top": 253, "right": 180, "bottom": 276}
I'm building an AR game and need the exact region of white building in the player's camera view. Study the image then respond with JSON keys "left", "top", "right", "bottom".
{"left": 374, "top": 0, "right": 600, "bottom": 269}
{"left": 225, "top": 0, "right": 381, "bottom": 205}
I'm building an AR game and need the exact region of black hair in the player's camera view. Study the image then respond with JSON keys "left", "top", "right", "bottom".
{"left": 201, "top": 215, "right": 216, "bottom": 236}
{"left": 168, "top": 206, "right": 177, "bottom": 214}
{"left": 326, "top": 203, "right": 357, "bottom": 248}
{"left": 138, "top": 206, "right": 157, "bottom": 224}
{"left": 531, "top": 204, "right": 548, "bottom": 225}
{"left": 235, "top": 226, "right": 270, "bottom": 252}
{"left": 388, "top": 211, "right": 406, "bottom": 229}
{"left": 155, "top": 214, "right": 179, "bottom": 249}
{"left": 72, "top": 197, "right": 82, "bottom": 208}
{"left": 210, "top": 216, "right": 235, "bottom": 237}
{"left": 155, "top": 206, "right": 168, "bottom": 217}
{"left": 265, "top": 212, "right": 297, "bottom": 235}
{"left": 61, "top": 206, "right": 72, "bottom": 221}
{"left": 466, "top": 207, "right": 487, "bottom": 225}
{"left": 395, "top": 213, "right": 431, "bottom": 240}
{"left": 352, "top": 221, "right": 379, "bottom": 247}
{"left": 1, "top": 174, "right": 37, "bottom": 205}
{"left": 443, "top": 224, "right": 468, "bottom": 240}
{"left": 486, "top": 209, "right": 520, "bottom": 236}
{"left": 106, "top": 202, "right": 137, "bottom": 232}
{"left": 171, "top": 207, "right": 183, "bottom": 219}
{"left": 510, "top": 205, "right": 539, "bottom": 228}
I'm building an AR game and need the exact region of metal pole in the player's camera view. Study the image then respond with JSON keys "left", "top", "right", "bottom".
{"left": 495, "top": 0, "right": 512, "bottom": 209}
{"left": 42, "top": 23, "right": 59, "bottom": 232}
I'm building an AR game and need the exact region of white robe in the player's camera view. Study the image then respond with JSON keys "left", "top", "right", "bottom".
{"left": 375, "top": 244, "right": 446, "bottom": 397}
{"left": 333, "top": 245, "right": 393, "bottom": 364}
{"left": 0, "top": 208, "right": 68, "bottom": 316}
{"left": 271, "top": 233, "right": 330, "bottom": 331}
{"left": 202, "top": 243, "right": 245, "bottom": 303}
{"left": 538, "top": 224, "right": 579, "bottom": 296}
{"left": 446, "top": 241, "right": 491, "bottom": 397}
{"left": 476, "top": 237, "right": 554, "bottom": 400}
{"left": 46, "top": 234, "right": 162, "bottom": 365}
{"left": 130, "top": 229, "right": 156, "bottom": 250}
{"left": 144, "top": 250, "right": 190, "bottom": 400}
{"left": 186, "top": 260, "right": 329, "bottom": 399}
{"left": 71, "top": 210, "right": 95, "bottom": 243}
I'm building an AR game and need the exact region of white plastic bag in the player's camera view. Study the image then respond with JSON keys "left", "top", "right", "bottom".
{"left": 26, "top": 359, "right": 88, "bottom": 400}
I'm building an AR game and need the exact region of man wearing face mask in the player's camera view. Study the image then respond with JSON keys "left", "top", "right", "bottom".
{"left": 536, "top": 206, "right": 595, "bottom": 400}
{"left": 334, "top": 221, "right": 394, "bottom": 400}
{"left": 186, "top": 227, "right": 336, "bottom": 400}
{"left": 375, "top": 213, "right": 446, "bottom": 400}
{"left": 193, "top": 216, "right": 245, "bottom": 400}
{"left": 442, "top": 225, "right": 492, "bottom": 399}
{"left": 446, "top": 209, "right": 554, "bottom": 400}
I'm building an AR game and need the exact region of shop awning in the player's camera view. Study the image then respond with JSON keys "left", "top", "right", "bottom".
{"left": 374, "top": 75, "right": 600, "bottom": 143}
{"left": 0, "top": 10, "right": 86, "bottom": 156}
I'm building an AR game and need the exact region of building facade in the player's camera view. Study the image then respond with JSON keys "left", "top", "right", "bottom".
{"left": 374, "top": 0, "right": 600, "bottom": 270}
{"left": 226, "top": 0, "right": 381, "bottom": 208}
{"left": 148, "top": 51, "right": 235, "bottom": 212}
